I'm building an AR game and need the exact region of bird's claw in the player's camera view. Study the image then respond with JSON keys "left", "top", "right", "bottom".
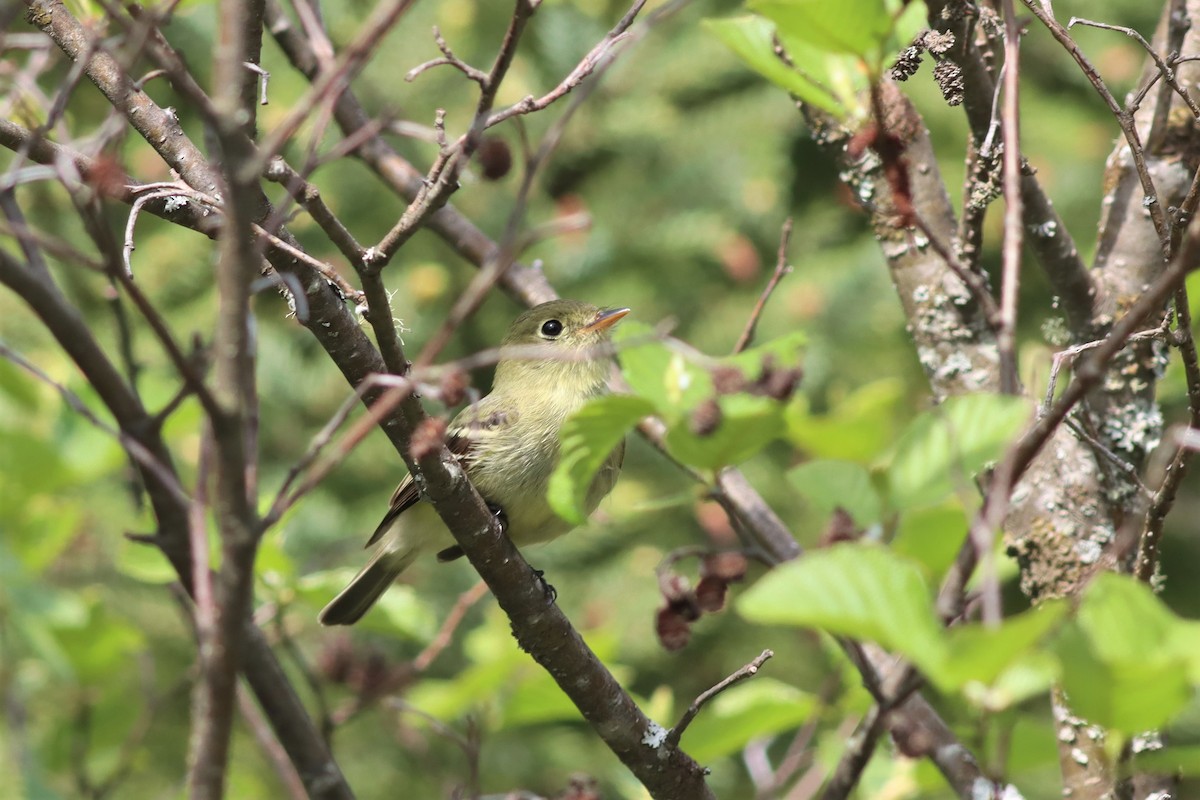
{"left": 487, "top": 503, "right": 509, "bottom": 535}
{"left": 531, "top": 568, "right": 557, "bottom": 603}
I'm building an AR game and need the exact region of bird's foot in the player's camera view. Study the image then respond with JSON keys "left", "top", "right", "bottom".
{"left": 531, "top": 568, "right": 557, "bottom": 603}
{"left": 486, "top": 503, "right": 509, "bottom": 536}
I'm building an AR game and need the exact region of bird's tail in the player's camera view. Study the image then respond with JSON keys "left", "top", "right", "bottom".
{"left": 318, "top": 540, "right": 421, "bottom": 626}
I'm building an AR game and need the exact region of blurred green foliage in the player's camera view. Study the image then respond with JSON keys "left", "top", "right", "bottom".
{"left": 4, "top": 0, "right": 1200, "bottom": 798}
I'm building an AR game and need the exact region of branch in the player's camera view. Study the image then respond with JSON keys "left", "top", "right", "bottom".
{"left": 185, "top": 0, "right": 266, "bottom": 793}
{"left": 925, "top": 0, "right": 1097, "bottom": 335}
{"left": 997, "top": 0, "right": 1024, "bottom": 395}
{"left": 733, "top": 218, "right": 793, "bottom": 354}
{"left": 263, "top": 0, "right": 558, "bottom": 307}
{"left": 1021, "top": 0, "right": 1171, "bottom": 253}
{"left": 665, "top": 649, "right": 773, "bottom": 749}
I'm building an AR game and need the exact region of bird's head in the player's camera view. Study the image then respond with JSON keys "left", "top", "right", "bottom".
{"left": 494, "top": 300, "right": 630, "bottom": 393}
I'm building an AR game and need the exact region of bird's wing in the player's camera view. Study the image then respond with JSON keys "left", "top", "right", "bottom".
{"left": 364, "top": 399, "right": 516, "bottom": 547}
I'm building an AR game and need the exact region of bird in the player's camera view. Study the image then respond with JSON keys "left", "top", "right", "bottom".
{"left": 319, "top": 299, "right": 629, "bottom": 625}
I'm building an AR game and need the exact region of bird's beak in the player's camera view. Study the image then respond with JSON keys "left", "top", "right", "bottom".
{"left": 581, "top": 307, "right": 630, "bottom": 333}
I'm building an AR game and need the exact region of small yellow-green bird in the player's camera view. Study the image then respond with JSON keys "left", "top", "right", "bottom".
{"left": 319, "top": 300, "right": 629, "bottom": 625}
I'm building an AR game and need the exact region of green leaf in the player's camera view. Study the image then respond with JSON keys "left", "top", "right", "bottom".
{"left": 680, "top": 678, "right": 815, "bottom": 763}
{"left": 664, "top": 393, "right": 783, "bottom": 470}
{"left": 1056, "top": 623, "right": 1189, "bottom": 734}
{"left": 703, "top": 16, "right": 849, "bottom": 117}
{"left": 751, "top": 0, "right": 893, "bottom": 59}
{"left": 1132, "top": 745, "right": 1200, "bottom": 778}
{"left": 50, "top": 598, "right": 145, "bottom": 683}
{"left": 615, "top": 324, "right": 712, "bottom": 415}
{"left": 738, "top": 544, "right": 944, "bottom": 673}
{"left": 933, "top": 601, "right": 1068, "bottom": 692}
{"left": 724, "top": 331, "right": 807, "bottom": 376}
{"left": 882, "top": 394, "right": 1032, "bottom": 511}
{"left": 549, "top": 395, "right": 654, "bottom": 524}
{"left": 1055, "top": 574, "right": 1196, "bottom": 733}
{"left": 788, "top": 459, "right": 883, "bottom": 526}
{"left": 786, "top": 378, "right": 904, "bottom": 461}
{"left": 500, "top": 672, "right": 584, "bottom": 727}
{"left": 890, "top": 503, "right": 968, "bottom": 578}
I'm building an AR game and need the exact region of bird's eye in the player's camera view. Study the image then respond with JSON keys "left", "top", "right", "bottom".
{"left": 540, "top": 319, "right": 563, "bottom": 337}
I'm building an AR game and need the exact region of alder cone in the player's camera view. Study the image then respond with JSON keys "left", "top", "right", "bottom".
{"left": 479, "top": 136, "right": 513, "bottom": 181}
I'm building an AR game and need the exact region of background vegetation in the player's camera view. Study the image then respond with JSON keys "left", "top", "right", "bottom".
{"left": 4, "top": 0, "right": 1200, "bottom": 798}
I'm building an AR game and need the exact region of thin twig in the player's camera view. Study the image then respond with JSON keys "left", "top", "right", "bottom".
{"left": 413, "top": 580, "right": 491, "bottom": 672}
{"left": 1068, "top": 17, "right": 1200, "bottom": 121}
{"left": 1022, "top": 0, "right": 1171, "bottom": 253}
{"left": 665, "top": 650, "right": 773, "bottom": 749}
{"left": 733, "top": 218, "right": 793, "bottom": 354}
{"left": 1137, "top": 284, "right": 1200, "bottom": 579}
{"left": 997, "top": 0, "right": 1024, "bottom": 395}
{"left": 818, "top": 705, "right": 887, "bottom": 800}
{"left": 247, "top": 0, "right": 420, "bottom": 179}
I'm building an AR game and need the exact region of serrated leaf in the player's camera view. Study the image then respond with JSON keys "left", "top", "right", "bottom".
{"left": 703, "top": 16, "right": 849, "bottom": 117}
{"left": 1054, "top": 573, "right": 1197, "bottom": 733}
{"left": 737, "top": 544, "right": 944, "bottom": 673}
{"left": 789, "top": 459, "right": 883, "bottom": 526}
{"left": 1056, "top": 622, "right": 1190, "bottom": 734}
{"left": 752, "top": 0, "right": 893, "bottom": 59}
{"left": 664, "top": 393, "right": 782, "bottom": 470}
{"left": 549, "top": 395, "right": 653, "bottom": 524}
{"left": 933, "top": 601, "right": 1068, "bottom": 691}
{"left": 890, "top": 503, "right": 968, "bottom": 578}
{"left": 680, "top": 678, "right": 815, "bottom": 762}
{"left": 882, "top": 394, "right": 1032, "bottom": 511}
{"left": 614, "top": 323, "right": 712, "bottom": 415}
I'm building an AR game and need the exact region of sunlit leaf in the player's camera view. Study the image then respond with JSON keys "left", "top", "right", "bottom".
{"left": 889, "top": 503, "right": 968, "bottom": 578}
{"left": 614, "top": 323, "right": 712, "bottom": 411}
{"left": 738, "top": 544, "right": 944, "bottom": 673}
{"left": 664, "top": 393, "right": 783, "bottom": 470}
{"left": 1056, "top": 574, "right": 1196, "bottom": 733}
{"left": 786, "top": 378, "right": 904, "bottom": 461}
{"left": 751, "top": 0, "right": 893, "bottom": 59}
{"left": 549, "top": 394, "right": 653, "bottom": 524}
{"left": 703, "top": 16, "right": 849, "bottom": 117}
{"left": 933, "top": 601, "right": 1068, "bottom": 691}
{"left": 882, "top": 394, "right": 1032, "bottom": 511}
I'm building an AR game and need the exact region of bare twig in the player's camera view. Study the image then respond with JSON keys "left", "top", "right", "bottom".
{"left": 1068, "top": 17, "right": 1200, "bottom": 121}
{"left": 1137, "top": 284, "right": 1200, "bottom": 579}
{"left": 405, "top": 26, "right": 490, "bottom": 84}
{"left": 665, "top": 650, "right": 773, "bottom": 749}
{"left": 1021, "top": 0, "right": 1171, "bottom": 253}
{"left": 248, "top": 0, "right": 420, "bottom": 178}
{"left": 413, "top": 580, "right": 491, "bottom": 673}
{"left": 997, "top": 0, "right": 1024, "bottom": 395}
{"left": 818, "top": 705, "right": 887, "bottom": 800}
{"left": 733, "top": 218, "right": 793, "bottom": 354}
